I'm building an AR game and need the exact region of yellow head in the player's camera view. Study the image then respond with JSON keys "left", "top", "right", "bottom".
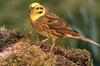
{"left": 29, "top": 3, "right": 46, "bottom": 22}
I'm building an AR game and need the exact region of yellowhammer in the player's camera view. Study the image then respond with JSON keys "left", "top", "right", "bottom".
{"left": 29, "top": 2, "right": 100, "bottom": 51}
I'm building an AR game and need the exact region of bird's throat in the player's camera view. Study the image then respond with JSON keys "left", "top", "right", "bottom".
{"left": 30, "top": 14, "right": 40, "bottom": 23}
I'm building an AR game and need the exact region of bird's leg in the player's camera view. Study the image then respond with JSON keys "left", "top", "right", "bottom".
{"left": 50, "top": 38, "right": 56, "bottom": 52}
{"left": 38, "top": 38, "right": 48, "bottom": 48}
{"left": 38, "top": 38, "right": 48, "bottom": 47}
{"left": 41, "top": 38, "right": 48, "bottom": 46}
{"left": 41, "top": 38, "right": 48, "bottom": 43}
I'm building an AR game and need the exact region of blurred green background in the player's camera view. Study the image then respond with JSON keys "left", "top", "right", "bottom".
{"left": 0, "top": 0, "right": 100, "bottom": 65}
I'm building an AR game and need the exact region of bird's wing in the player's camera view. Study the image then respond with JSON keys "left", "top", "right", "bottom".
{"left": 43, "top": 10, "right": 80, "bottom": 38}
{"left": 45, "top": 10, "right": 78, "bottom": 33}
{"left": 45, "top": 10, "right": 69, "bottom": 29}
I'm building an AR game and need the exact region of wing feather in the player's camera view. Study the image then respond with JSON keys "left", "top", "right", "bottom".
{"left": 44, "top": 10, "right": 80, "bottom": 37}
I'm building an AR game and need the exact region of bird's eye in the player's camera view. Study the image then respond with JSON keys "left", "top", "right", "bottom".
{"left": 36, "top": 7, "right": 39, "bottom": 10}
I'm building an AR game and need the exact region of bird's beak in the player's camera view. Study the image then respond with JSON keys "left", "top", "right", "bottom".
{"left": 29, "top": 7, "right": 34, "bottom": 14}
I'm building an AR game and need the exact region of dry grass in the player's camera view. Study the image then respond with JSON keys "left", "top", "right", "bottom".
{"left": 0, "top": 27, "right": 93, "bottom": 66}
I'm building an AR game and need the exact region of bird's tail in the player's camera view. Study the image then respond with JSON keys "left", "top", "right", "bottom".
{"left": 78, "top": 35, "right": 100, "bottom": 47}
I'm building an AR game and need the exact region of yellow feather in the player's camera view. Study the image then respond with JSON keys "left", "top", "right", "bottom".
{"left": 29, "top": 3, "right": 46, "bottom": 22}
{"left": 30, "top": 14, "right": 40, "bottom": 22}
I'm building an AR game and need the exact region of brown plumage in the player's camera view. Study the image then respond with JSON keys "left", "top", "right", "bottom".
{"left": 32, "top": 10, "right": 80, "bottom": 38}
{"left": 29, "top": 3, "right": 100, "bottom": 51}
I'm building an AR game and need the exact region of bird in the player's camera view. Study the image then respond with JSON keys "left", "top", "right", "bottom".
{"left": 29, "top": 2, "right": 100, "bottom": 51}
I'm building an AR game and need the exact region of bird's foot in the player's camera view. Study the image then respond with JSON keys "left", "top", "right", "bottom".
{"left": 50, "top": 43, "right": 55, "bottom": 52}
